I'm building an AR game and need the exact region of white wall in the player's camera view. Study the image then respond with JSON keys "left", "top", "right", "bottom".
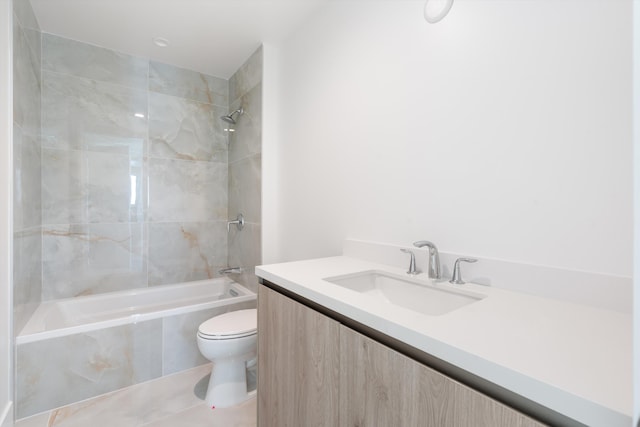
{"left": 264, "top": 0, "right": 633, "bottom": 280}
{"left": 0, "top": 0, "right": 12, "bottom": 425}
{"left": 262, "top": 42, "right": 282, "bottom": 266}
{"left": 633, "top": 0, "right": 639, "bottom": 423}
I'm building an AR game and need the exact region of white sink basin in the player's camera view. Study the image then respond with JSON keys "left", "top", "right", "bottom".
{"left": 323, "top": 270, "right": 486, "bottom": 316}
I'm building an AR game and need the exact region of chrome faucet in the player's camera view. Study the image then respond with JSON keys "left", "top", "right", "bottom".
{"left": 218, "top": 267, "right": 243, "bottom": 274}
{"left": 413, "top": 240, "right": 441, "bottom": 280}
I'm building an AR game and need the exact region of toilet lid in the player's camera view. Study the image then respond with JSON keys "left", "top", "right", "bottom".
{"left": 198, "top": 309, "right": 257, "bottom": 338}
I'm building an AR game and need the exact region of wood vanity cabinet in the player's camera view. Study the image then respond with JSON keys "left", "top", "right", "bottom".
{"left": 258, "top": 284, "right": 547, "bottom": 427}
{"left": 257, "top": 283, "right": 340, "bottom": 426}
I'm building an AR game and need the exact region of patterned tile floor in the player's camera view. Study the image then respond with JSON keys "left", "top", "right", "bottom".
{"left": 15, "top": 364, "right": 256, "bottom": 427}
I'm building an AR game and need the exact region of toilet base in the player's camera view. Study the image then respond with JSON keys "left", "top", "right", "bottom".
{"left": 205, "top": 357, "right": 256, "bottom": 408}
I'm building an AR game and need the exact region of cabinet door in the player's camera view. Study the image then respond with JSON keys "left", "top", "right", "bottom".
{"left": 339, "top": 326, "right": 546, "bottom": 427}
{"left": 258, "top": 285, "right": 340, "bottom": 427}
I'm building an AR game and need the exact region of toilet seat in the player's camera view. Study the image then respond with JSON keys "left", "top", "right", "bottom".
{"left": 198, "top": 308, "right": 257, "bottom": 340}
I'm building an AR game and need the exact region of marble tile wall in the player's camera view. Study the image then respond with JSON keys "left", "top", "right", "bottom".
{"left": 13, "top": 0, "right": 42, "bottom": 334}
{"left": 40, "top": 34, "right": 233, "bottom": 298}
{"left": 17, "top": 319, "right": 163, "bottom": 418}
{"left": 227, "top": 47, "right": 263, "bottom": 293}
{"left": 14, "top": 33, "right": 263, "bottom": 419}
{"left": 161, "top": 300, "right": 256, "bottom": 375}
{"left": 16, "top": 300, "right": 255, "bottom": 418}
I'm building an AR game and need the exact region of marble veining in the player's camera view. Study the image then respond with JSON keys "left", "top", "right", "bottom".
{"left": 150, "top": 61, "right": 228, "bottom": 107}
{"left": 42, "top": 148, "right": 146, "bottom": 225}
{"left": 38, "top": 39, "right": 235, "bottom": 301}
{"left": 149, "top": 92, "right": 227, "bottom": 162}
{"left": 228, "top": 83, "right": 262, "bottom": 163}
{"left": 143, "top": 399, "right": 256, "bottom": 427}
{"left": 225, "top": 48, "right": 263, "bottom": 292}
{"left": 17, "top": 319, "right": 163, "bottom": 419}
{"left": 42, "top": 34, "right": 148, "bottom": 89}
{"left": 16, "top": 279, "right": 257, "bottom": 419}
{"left": 229, "top": 154, "right": 261, "bottom": 225}
{"left": 13, "top": 126, "right": 42, "bottom": 231}
{"left": 37, "top": 35, "right": 258, "bottom": 299}
{"left": 13, "top": 0, "right": 42, "bottom": 335}
{"left": 229, "top": 46, "right": 262, "bottom": 105}
{"left": 41, "top": 148, "right": 88, "bottom": 225}
{"left": 148, "top": 158, "right": 227, "bottom": 222}
{"left": 13, "top": 227, "right": 42, "bottom": 335}
{"left": 15, "top": 365, "right": 256, "bottom": 427}
{"left": 148, "top": 221, "right": 227, "bottom": 286}
{"left": 41, "top": 70, "right": 147, "bottom": 152}
{"left": 42, "top": 223, "right": 147, "bottom": 299}
{"left": 15, "top": 33, "right": 264, "bottom": 417}
{"left": 86, "top": 150, "right": 146, "bottom": 223}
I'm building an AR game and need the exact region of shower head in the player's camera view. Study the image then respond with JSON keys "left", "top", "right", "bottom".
{"left": 220, "top": 107, "right": 244, "bottom": 125}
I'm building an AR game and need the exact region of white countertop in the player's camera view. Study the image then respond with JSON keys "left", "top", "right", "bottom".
{"left": 256, "top": 256, "right": 632, "bottom": 427}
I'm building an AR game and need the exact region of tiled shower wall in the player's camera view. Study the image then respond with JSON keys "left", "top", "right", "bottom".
{"left": 36, "top": 35, "right": 262, "bottom": 299}
{"left": 40, "top": 34, "right": 233, "bottom": 299}
{"left": 13, "top": 0, "right": 42, "bottom": 335}
{"left": 228, "top": 48, "right": 262, "bottom": 292}
{"left": 12, "top": 0, "right": 262, "bottom": 331}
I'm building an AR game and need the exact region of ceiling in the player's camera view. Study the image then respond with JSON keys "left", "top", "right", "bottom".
{"left": 29, "top": 0, "right": 330, "bottom": 79}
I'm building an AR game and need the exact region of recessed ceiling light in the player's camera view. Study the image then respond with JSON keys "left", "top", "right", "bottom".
{"left": 134, "top": 113, "right": 145, "bottom": 118}
{"left": 152, "top": 37, "right": 169, "bottom": 48}
{"left": 424, "top": 0, "right": 454, "bottom": 23}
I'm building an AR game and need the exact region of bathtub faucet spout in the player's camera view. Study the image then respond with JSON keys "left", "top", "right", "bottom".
{"left": 218, "top": 267, "right": 242, "bottom": 275}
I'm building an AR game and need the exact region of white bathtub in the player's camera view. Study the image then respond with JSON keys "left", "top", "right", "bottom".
{"left": 17, "top": 277, "right": 256, "bottom": 344}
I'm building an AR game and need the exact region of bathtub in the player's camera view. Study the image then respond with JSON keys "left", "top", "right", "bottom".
{"left": 17, "top": 277, "right": 256, "bottom": 344}
{"left": 16, "top": 277, "right": 257, "bottom": 419}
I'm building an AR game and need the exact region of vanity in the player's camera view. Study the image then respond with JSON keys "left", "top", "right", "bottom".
{"left": 255, "top": 246, "right": 632, "bottom": 427}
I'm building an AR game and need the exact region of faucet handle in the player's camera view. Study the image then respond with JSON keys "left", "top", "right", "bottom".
{"left": 227, "top": 213, "right": 245, "bottom": 232}
{"left": 400, "top": 249, "right": 420, "bottom": 275}
{"left": 449, "top": 258, "right": 477, "bottom": 285}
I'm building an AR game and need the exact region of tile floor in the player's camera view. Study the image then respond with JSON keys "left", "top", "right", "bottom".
{"left": 15, "top": 364, "right": 256, "bottom": 427}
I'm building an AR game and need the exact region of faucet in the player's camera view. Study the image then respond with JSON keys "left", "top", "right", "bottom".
{"left": 218, "top": 267, "right": 243, "bottom": 274}
{"left": 413, "top": 240, "right": 441, "bottom": 280}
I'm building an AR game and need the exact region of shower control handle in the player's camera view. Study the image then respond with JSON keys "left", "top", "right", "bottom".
{"left": 227, "top": 213, "right": 245, "bottom": 232}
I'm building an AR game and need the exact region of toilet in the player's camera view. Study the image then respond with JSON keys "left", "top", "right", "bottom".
{"left": 196, "top": 308, "right": 257, "bottom": 408}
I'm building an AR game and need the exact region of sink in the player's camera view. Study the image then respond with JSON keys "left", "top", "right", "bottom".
{"left": 323, "top": 270, "right": 485, "bottom": 316}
